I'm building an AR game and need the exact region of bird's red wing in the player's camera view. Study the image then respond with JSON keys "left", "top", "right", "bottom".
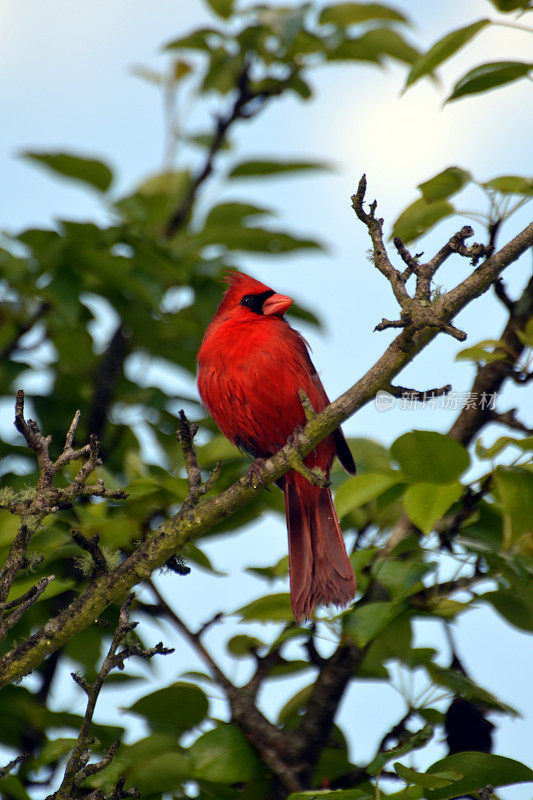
{"left": 293, "top": 331, "right": 356, "bottom": 476}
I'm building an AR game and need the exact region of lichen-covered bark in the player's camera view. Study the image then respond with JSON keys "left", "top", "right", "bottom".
{"left": 1, "top": 207, "right": 531, "bottom": 691}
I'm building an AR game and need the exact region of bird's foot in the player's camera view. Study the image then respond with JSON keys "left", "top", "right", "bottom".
{"left": 247, "top": 458, "right": 268, "bottom": 489}
{"left": 286, "top": 426, "right": 329, "bottom": 488}
{"left": 286, "top": 424, "right": 306, "bottom": 452}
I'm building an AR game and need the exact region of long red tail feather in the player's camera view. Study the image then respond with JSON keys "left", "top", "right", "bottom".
{"left": 284, "top": 476, "right": 356, "bottom": 623}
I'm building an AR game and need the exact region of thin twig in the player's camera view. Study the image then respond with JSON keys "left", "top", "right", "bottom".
{"left": 388, "top": 383, "right": 452, "bottom": 401}
{"left": 0, "top": 575, "right": 55, "bottom": 637}
{"left": 490, "top": 408, "right": 532, "bottom": 435}
{"left": 71, "top": 530, "right": 108, "bottom": 577}
{"left": 0, "top": 753, "right": 30, "bottom": 779}
{"left": 53, "top": 593, "right": 172, "bottom": 800}
{"left": 352, "top": 176, "right": 410, "bottom": 308}
{"left": 177, "top": 410, "right": 221, "bottom": 510}
{"left": 374, "top": 316, "right": 410, "bottom": 332}
{"left": 165, "top": 65, "right": 295, "bottom": 238}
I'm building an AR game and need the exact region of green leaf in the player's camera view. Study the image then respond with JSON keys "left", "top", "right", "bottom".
{"left": 367, "top": 724, "right": 434, "bottom": 775}
{"left": 204, "top": 0, "right": 234, "bottom": 19}
{"left": 0, "top": 777, "right": 31, "bottom": 800}
{"left": 426, "top": 753, "right": 533, "bottom": 799}
{"left": 418, "top": 167, "right": 471, "bottom": 202}
{"left": 487, "top": 0, "right": 532, "bottom": 10}
{"left": 391, "top": 198, "right": 455, "bottom": 243}
{"left": 484, "top": 583, "right": 533, "bottom": 632}
{"left": 165, "top": 27, "right": 222, "bottom": 51}
{"left": 204, "top": 202, "right": 273, "bottom": 226}
{"left": 247, "top": 554, "right": 289, "bottom": 582}
{"left": 357, "top": 28, "right": 421, "bottom": 65}
{"left": 234, "top": 592, "right": 293, "bottom": 622}
{"left": 370, "top": 560, "right": 434, "bottom": 598}
{"left": 394, "top": 762, "right": 459, "bottom": 789}
{"left": 228, "top": 159, "right": 330, "bottom": 178}
{"left": 127, "top": 682, "right": 208, "bottom": 732}
{"left": 189, "top": 724, "right": 263, "bottom": 783}
{"left": 346, "top": 438, "right": 393, "bottom": 472}
{"left": 288, "top": 73, "right": 313, "bottom": 99}
{"left": 319, "top": 3, "right": 407, "bottom": 25}
{"left": 326, "top": 36, "right": 383, "bottom": 63}
{"left": 36, "top": 737, "right": 78, "bottom": 767}
{"left": 202, "top": 48, "right": 243, "bottom": 94}
{"left": 198, "top": 224, "right": 322, "bottom": 254}
{"left": 391, "top": 431, "right": 470, "bottom": 484}
{"left": 227, "top": 634, "right": 264, "bottom": 657}
{"left": 426, "top": 664, "right": 518, "bottom": 716}
{"left": 494, "top": 466, "right": 533, "bottom": 540}
{"left": 403, "top": 481, "right": 463, "bottom": 534}
{"left": 7, "top": 575, "right": 75, "bottom": 604}
{"left": 278, "top": 682, "right": 314, "bottom": 723}
{"left": 335, "top": 471, "right": 404, "bottom": 518}
{"left": 344, "top": 601, "right": 405, "bottom": 647}
{"left": 138, "top": 169, "right": 190, "bottom": 200}
{"left": 518, "top": 318, "right": 533, "bottom": 347}
{"left": 22, "top": 151, "right": 113, "bottom": 192}
{"left": 475, "top": 435, "right": 533, "bottom": 460}
{"left": 128, "top": 751, "right": 190, "bottom": 794}
{"left": 447, "top": 61, "right": 532, "bottom": 102}
{"left": 269, "top": 658, "right": 312, "bottom": 678}
{"left": 455, "top": 339, "right": 508, "bottom": 364}
{"left": 483, "top": 175, "right": 533, "bottom": 196}
{"left": 405, "top": 19, "right": 490, "bottom": 88}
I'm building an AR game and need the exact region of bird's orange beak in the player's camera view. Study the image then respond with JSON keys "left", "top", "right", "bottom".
{"left": 262, "top": 293, "right": 293, "bottom": 317}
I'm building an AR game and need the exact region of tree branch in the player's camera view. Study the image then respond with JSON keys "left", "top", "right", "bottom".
{"left": 0, "top": 301, "right": 50, "bottom": 361}
{"left": 294, "top": 639, "right": 363, "bottom": 783}
{"left": 0, "top": 395, "right": 126, "bottom": 626}
{"left": 1, "top": 181, "right": 531, "bottom": 690}
{"left": 148, "top": 580, "right": 303, "bottom": 792}
{"left": 352, "top": 176, "right": 410, "bottom": 308}
{"left": 387, "top": 383, "right": 452, "bottom": 402}
{"left": 177, "top": 410, "right": 221, "bottom": 510}
{"left": 164, "top": 65, "right": 294, "bottom": 239}
{"left": 385, "top": 274, "right": 533, "bottom": 554}
{"left": 51, "top": 593, "right": 171, "bottom": 800}
{"left": 447, "top": 274, "right": 533, "bottom": 445}
{"left": 0, "top": 753, "right": 30, "bottom": 779}
{"left": 87, "top": 325, "right": 130, "bottom": 443}
{"left": 489, "top": 408, "right": 532, "bottom": 435}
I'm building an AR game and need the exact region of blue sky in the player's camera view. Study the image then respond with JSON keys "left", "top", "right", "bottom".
{"left": 1, "top": 0, "right": 532, "bottom": 795}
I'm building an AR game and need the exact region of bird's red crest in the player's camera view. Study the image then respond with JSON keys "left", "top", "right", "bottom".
{"left": 222, "top": 270, "right": 273, "bottom": 298}
{"left": 217, "top": 271, "right": 274, "bottom": 314}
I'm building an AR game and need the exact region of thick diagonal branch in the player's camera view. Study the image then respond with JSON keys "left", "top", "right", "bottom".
{"left": 1, "top": 194, "right": 531, "bottom": 691}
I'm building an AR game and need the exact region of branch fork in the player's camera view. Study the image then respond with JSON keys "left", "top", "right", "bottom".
{"left": 353, "top": 177, "right": 495, "bottom": 343}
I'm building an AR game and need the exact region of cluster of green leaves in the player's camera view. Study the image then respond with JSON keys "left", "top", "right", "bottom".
{"left": 1, "top": 0, "right": 532, "bottom": 798}
{"left": 404, "top": 0, "right": 532, "bottom": 102}
{"left": 46, "top": 432, "right": 529, "bottom": 800}
{"left": 163, "top": 0, "right": 422, "bottom": 102}
{"left": 392, "top": 165, "right": 532, "bottom": 243}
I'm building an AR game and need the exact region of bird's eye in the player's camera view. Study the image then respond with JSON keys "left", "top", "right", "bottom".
{"left": 240, "top": 295, "right": 254, "bottom": 308}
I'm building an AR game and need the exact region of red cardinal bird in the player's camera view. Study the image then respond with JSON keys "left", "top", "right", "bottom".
{"left": 197, "top": 272, "right": 356, "bottom": 622}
